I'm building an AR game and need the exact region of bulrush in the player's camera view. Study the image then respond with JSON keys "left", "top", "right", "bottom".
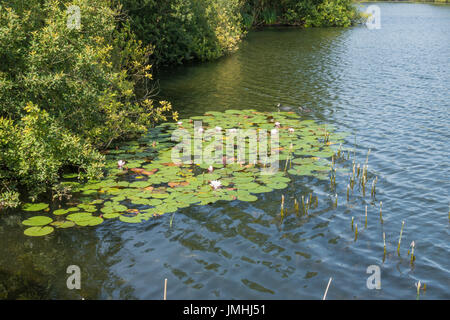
{"left": 351, "top": 216, "right": 354, "bottom": 230}
{"left": 379, "top": 201, "right": 383, "bottom": 223}
{"left": 347, "top": 184, "right": 350, "bottom": 201}
{"left": 383, "top": 232, "right": 387, "bottom": 257}
{"left": 294, "top": 198, "right": 299, "bottom": 215}
{"left": 280, "top": 195, "right": 285, "bottom": 218}
{"left": 365, "top": 205, "right": 368, "bottom": 228}
{"left": 365, "top": 149, "right": 371, "bottom": 165}
{"left": 371, "top": 176, "right": 378, "bottom": 197}
{"left": 410, "top": 241, "right": 416, "bottom": 265}
{"left": 397, "top": 221, "right": 405, "bottom": 256}
{"left": 415, "top": 281, "right": 421, "bottom": 300}
{"left": 354, "top": 223, "right": 358, "bottom": 241}
{"left": 334, "top": 194, "right": 338, "bottom": 207}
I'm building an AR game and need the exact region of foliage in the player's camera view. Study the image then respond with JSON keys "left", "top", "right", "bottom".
{"left": 19, "top": 109, "right": 349, "bottom": 236}
{"left": 243, "top": 0, "right": 361, "bottom": 27}
{"left": 0, "top": 0, "right": 176, "bottom": 207}
{"left": 119, "top": 0, "right": 246, "bottom": 65}
{"left": 120, "top": 0, "right": 361, "bottom": 65}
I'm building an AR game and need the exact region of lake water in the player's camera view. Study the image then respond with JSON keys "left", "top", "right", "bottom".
{"left": 1, "top": 2, "right": 449, "bottom": 299}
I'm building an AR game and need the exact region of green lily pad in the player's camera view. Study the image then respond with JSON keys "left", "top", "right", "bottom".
{"left": 22, "top": 203, "right": 49, "bottom": 212}
{"left": 22, "top": 216, "right": 53, "bottom": 227}
{"left": 24, "top": 226, "right": 54, "bottom": 237}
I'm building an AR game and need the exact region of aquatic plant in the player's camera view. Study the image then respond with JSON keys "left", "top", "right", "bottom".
{"left": 397, "top": 221, "right": 405, "bottom": 256}
{"left": 410, "top": 241, "right": 416, "bottom": 265}
{"left": 379, "top": 201, "right": 383, "bottom": 224}
{"left": 322, "top": 277, "right": 333, "bottom": 300}
{"left": 365, "top": 205, "right": 368, "bottom": 228}
{"left": 19, "top": 109, "right": 347, "bottom": 236}
{"left": 415, "top": 281, "right": 421, "bottom": 300}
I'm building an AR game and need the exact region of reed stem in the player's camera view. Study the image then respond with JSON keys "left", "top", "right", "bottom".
{"left": 379, "top": 201, "right": 383, "bottom": 224}
{"left": 397, "top": 221, "right": 405, "bottom": 256}
{"left": 322, "top": 277, "right": 332, "bottom": 300}
{"left": 164, "top": 278, "right": 167, "bottom": 300}
{"left": 365, "top": 205, "right": 368, "bottom": 228}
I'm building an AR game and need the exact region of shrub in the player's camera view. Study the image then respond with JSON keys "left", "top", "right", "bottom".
{"left": 0, "top": 0, "right": 176, "bottom": 207}
{"left": 119, "top": 0, "right": 246, "bottom": 65}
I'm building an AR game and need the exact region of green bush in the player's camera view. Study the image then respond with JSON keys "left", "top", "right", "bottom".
{"left": 243, "top": 0, "right": 361, "bottom": 27}
{"left": 121, "top": 0, "right": 360, "bottom": 65}
{"left": 0, "top": 0, "right": 176, "bottom": 208}
{"left": 119, "top": 0, "right": 246, "bottom": 65}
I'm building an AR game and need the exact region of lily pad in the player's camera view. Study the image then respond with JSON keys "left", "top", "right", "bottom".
{"left": 24, "top": 226, "right": 54, "bottom": 237}
{"left": 22, "top": 216, "right": 53, "bottom": 227}
{"left": 22, "top": 203, "right": 49, "bottom": 212}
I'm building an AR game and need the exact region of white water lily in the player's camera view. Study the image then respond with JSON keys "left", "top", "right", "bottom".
{"left": 210, "top": 180, "right": 222, "bottom": 190}
{"left": 198, "top": 127, "right": 204, "bottom": 133}
{"left": 275, "top": 122, "right": 281, "bottom": 128}
{"left": 229, "top": 128, "right": 237, "bottom": 134}
{"left": 271, "top": 128, "right": 278, "bottom": 135}
{"left": 215, "top": 126, "right": 222, "bottom": 132}
{"left": 208, "top": 165, "right": 214, "bottom": 173}
{"left": 177, "top": 121, "right": 183, "bottom": 126}
{"left": 288, "top": 127, "right": 295, "bottom": 133}
{"left": 117, "top": 160, "right": 126, "bottom": 168}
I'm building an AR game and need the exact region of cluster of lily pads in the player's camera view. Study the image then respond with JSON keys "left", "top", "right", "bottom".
{"left": 21, "top": 109, "right": 347, "bottom": 236}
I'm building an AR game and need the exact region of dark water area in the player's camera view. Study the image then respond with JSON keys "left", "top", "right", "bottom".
{"left": 1, "top": 3, "right": 449, "bottom": 299}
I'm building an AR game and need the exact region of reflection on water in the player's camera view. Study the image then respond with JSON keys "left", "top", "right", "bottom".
{"left": 1, "top": 3, "right": 449, "bottom": 299}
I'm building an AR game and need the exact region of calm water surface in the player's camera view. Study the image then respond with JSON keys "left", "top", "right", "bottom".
{"left": 1, "top": 3, "right": 449, "bottom": 299}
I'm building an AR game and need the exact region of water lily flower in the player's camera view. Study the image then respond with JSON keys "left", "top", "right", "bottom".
{"left": 288, "top": 127, "right": 295, "bottom": 133}
{"left": 177, "top": 121, "right": 183, "bottom": 126}
{"left": 271, "top": 128, "right": 278, "bottom": 135}
{"left": 198, "top": 127, "right": 204, "bottom": 133}
{"left": 210, "top": 180, "right": 222, "bottom": 190}
{"left": 215, "top": 126, "right": 222, "bottom": 132}
{"left": 117, "top": 160, "right": 126, "bottom": 168}
{"left": 229, "top": 128, "right": 237, "bottom": 134}
{"left": 275, "top": 122, "right": 281, "bottom": 128}
{"left": 208, "top": 165, "right": 214, "bottom": 173}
